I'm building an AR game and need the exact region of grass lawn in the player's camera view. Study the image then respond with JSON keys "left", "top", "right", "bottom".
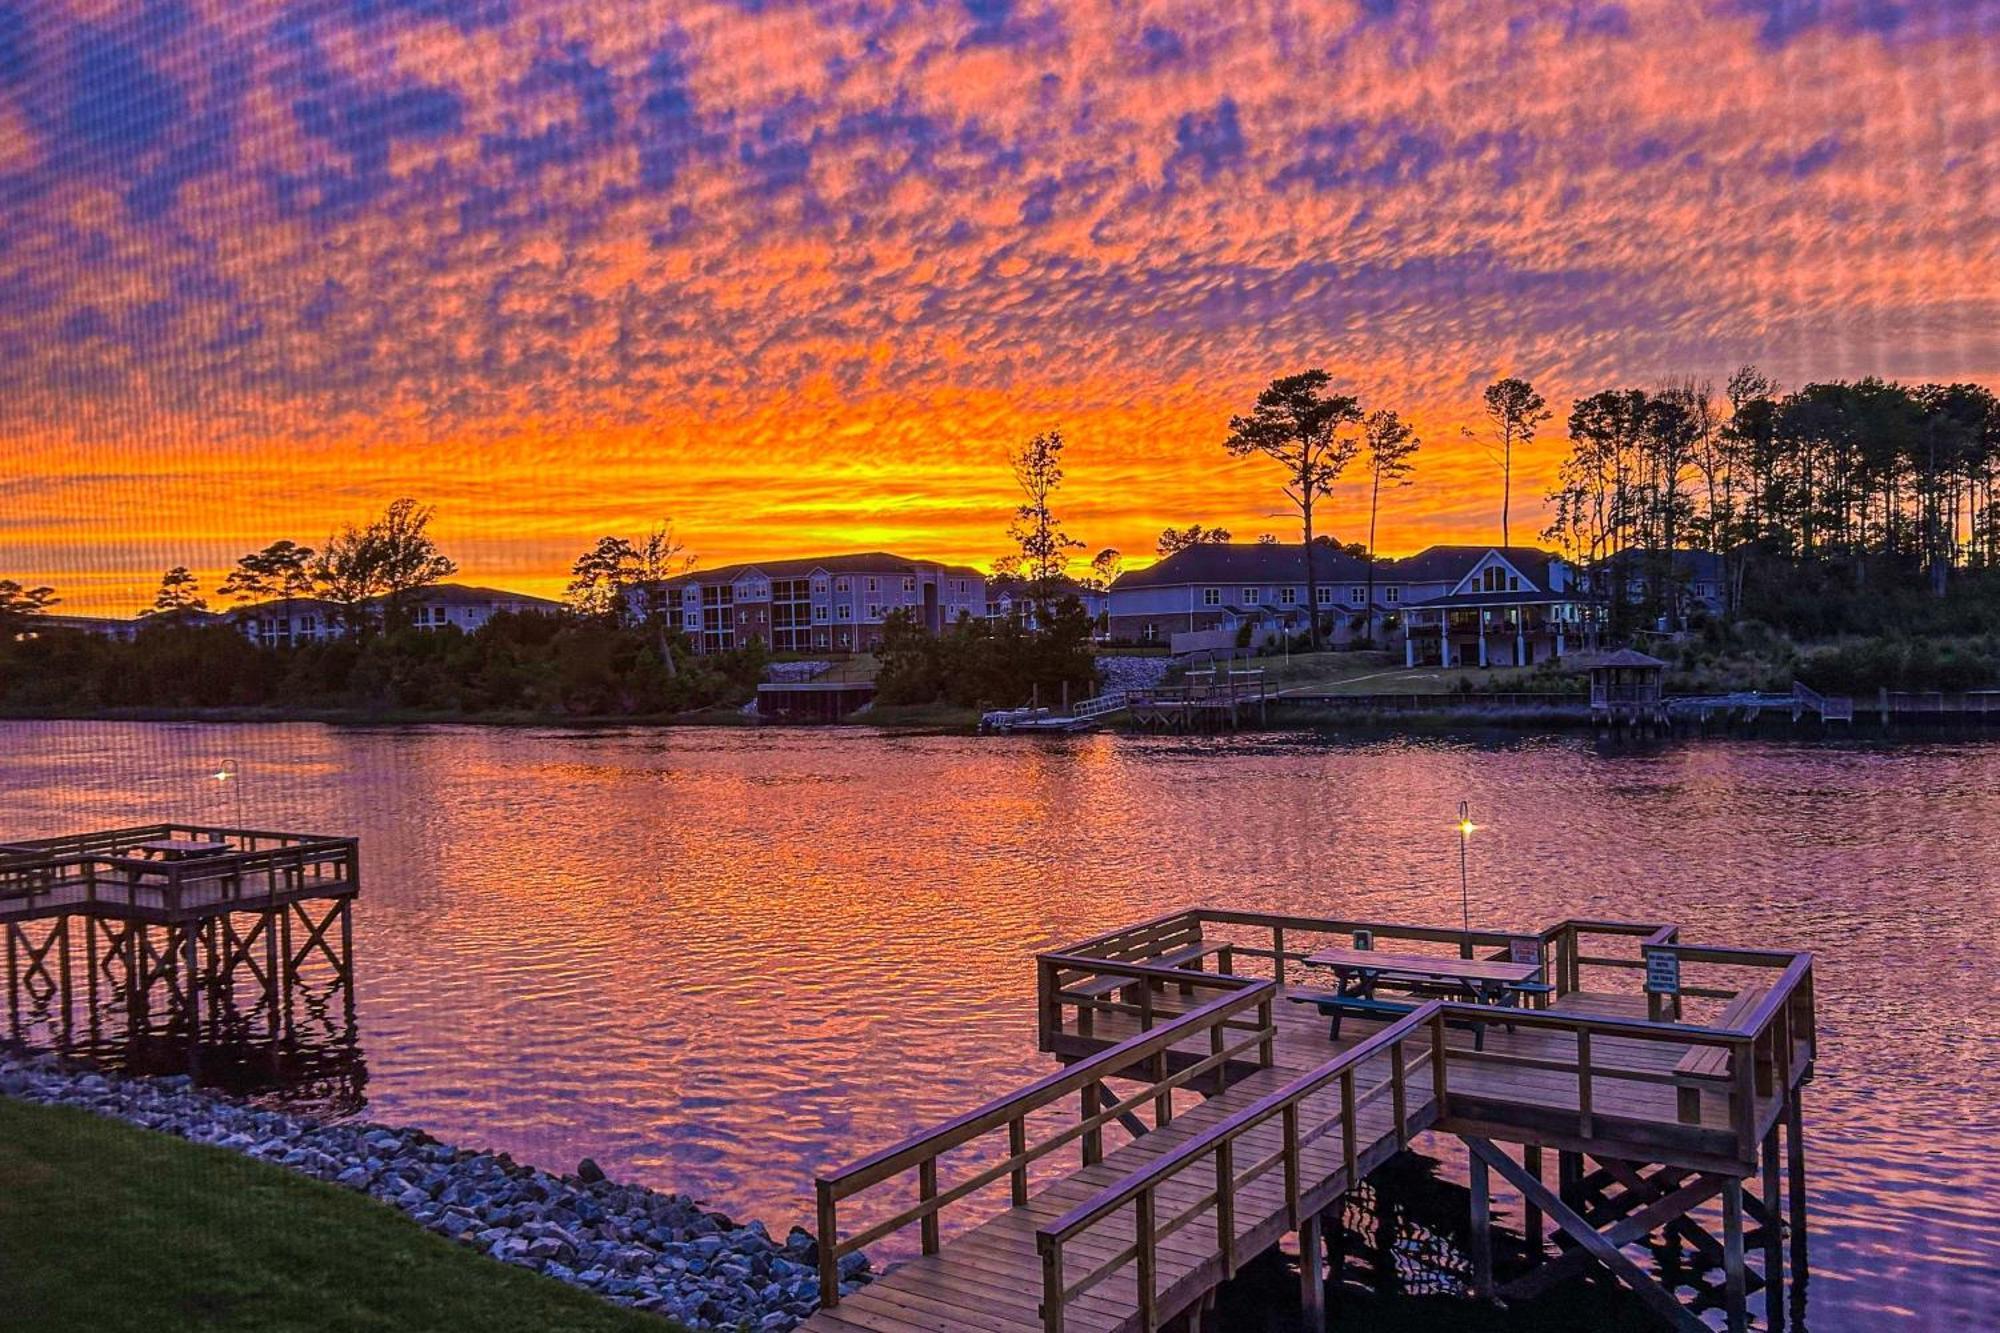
{"left": 0, "top": 1097, "right": 681, "bottom": 1333}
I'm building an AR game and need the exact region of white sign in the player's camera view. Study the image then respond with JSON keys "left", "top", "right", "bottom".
{"left": 1509, "top": 936, "right": 1543, "bottom": 966}
{"left": 1644, "top": 949, "right": 1681, "bottom": 995}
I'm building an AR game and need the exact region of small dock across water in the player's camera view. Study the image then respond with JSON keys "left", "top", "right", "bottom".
{"left": 805, "top": 908, "right": 1815, "bottom": 1333}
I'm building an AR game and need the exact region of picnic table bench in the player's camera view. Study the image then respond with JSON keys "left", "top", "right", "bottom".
{"left": 1291, "top": 946, "right": 1548, "bottom": 1051}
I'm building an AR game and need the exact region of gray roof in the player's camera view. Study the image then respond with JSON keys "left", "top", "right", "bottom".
{"left": 664, "top": 552, "right": 977, "bottom": 585}
{"left": 1114, "top": 542, "right": 1567, "bottom": 595}
{"left": 1385, "top": 545, "right": 1557, "bottom": 589}
{"left": 1111, "top": 542, "right": 1371, "bottom": 590}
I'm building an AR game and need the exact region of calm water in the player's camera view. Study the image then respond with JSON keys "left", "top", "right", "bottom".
{"left": 3, "top": 720, "right": 1996, "bottom": 1331}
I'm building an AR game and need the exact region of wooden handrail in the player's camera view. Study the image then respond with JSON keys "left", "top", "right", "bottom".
{"left": 1033, "top": 1003, "right": 1439, "bottom": 1329}
{"left": 824, "top": 980, "right": 1276, "bottom": 1196}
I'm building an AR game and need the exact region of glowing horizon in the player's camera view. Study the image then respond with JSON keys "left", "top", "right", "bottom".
{"left": 3, "top": 1, "right": 1994, "bottom": 615}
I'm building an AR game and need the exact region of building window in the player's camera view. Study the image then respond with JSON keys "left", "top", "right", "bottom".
{"left": 1203, "top": 587, "right": 1221, "bottom": 606}
{"left": 770, "top": 578, "right": 813, "bottom": 651}
{"left": 1385, "top": 587, "right": 1400, "bottom": 604}
{"left": 902, "top": 576, "right": 916, "bottom": 592}
{"left": 836, "top": 605, "right": 852, "bottom": 620}
{"left": 812, "top": 579, "right": 828, "bottom": 595}
{"left": 866, "top": 577, "right": 878, "bottom": 592}
{"left": 835, "top": 577, "right": 850, "bottom": 592}
{"left": 1242, "top": 588, "right": 1259, "bottom": 605}
{"left": 867, "top": 604, "right": 883, "bottom": 620}
{"left": 1316, "top": 587, "right": 1334, "bottom": 605}
{"left": 1509, "top": 575, "right": 1520, "bottom": 591}
{"left": 1279, "top": 587, "right": 1297, "bottom": 605}
{"left": 1142, "top": 623, "right": 1158, "bottom": 642}
{"left": 700, "top": 584, "right": 736, "bottom": 652}
{"left": 1349, "top": 587, "right": 1365, "bottom": 604}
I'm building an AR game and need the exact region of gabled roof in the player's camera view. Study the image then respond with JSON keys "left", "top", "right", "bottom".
{"left": 1110, "top": 542, "right": 1370, "bottom": 590}
{"left": 1578, "top": 648, "right": 1670, "bottom": 670}
{"left": 408, "top": 583, "right": 564, "bottom": 609}
{"left": 664, "top": 552, "right": 961, "bottom": 584}
{"left": 1386, "top": 545, "right": 1557, "bottom": 589}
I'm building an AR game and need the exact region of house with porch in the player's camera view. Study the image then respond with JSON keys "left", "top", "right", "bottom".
{"left": 1105, "top": 542, "right": 1599, "bottom": 665}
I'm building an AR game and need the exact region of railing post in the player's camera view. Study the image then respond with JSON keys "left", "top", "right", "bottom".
{"left": 1282, "top": 1104, "right": 1301, "bottom": 1227}
{"left": 1430, "top": 1011, "right": 1448, "bottom": 1111}
{"left": 1215, "top": 1140, "right": 1236, "bottom": 1277}
{"left": 919, "top": 1157, "right": 940, "bottom": 1255}
{"left": 1039, "top": 1236, "right": 1065, "bottom": 1333}
{"left": 1037, "top": 957, "right": 1059, "bottom": 1051}
{"left": 1340, "top": 1067, "right": 1358, "bottom": 1183}
{"left": 1273, "top": 925, "right": 1285, "bottom": 985}
{"left": 1259, "top": 995, "right": 1275, "bottom": 1068}
{"left": 1081, "top": 1084, "right": 1102, "bottom": 1166}
{"left": 1135, "top": 1189, "right": 1157, "bottom": 1332}
{"left": 815, "top": 1180, "right": 840, "bottom": 1309}
{"left": 1576, "top": 1029, "right": 1594, "bottom": 1137}
{"left": 1391, "top": 1041, "right": 1408, "bottom": 1146}
{"left": 1733, "top": 1041, "right": 1758, "bottom": 1162}
{"left": 1010, "top": 1116, "right": 1030, "bottom": 1206}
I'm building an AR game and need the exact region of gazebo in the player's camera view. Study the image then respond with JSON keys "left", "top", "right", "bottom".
{"left": 1584, "top": 648, "right": 1669, "bottom": 728}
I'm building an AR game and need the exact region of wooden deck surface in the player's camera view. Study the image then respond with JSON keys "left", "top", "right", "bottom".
{"left": 809, "top": 982, "right": 1804, "bottom": 1333}
{"left": 803, "top": 1060, "right": 1420, "bottom": 1333}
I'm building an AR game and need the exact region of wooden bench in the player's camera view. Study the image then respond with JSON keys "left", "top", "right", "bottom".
{"left": 1672, "top": 986, "right": 1767, "bottom": 1123}
{"left": 1062, "top": 942, "right": 1237, "bottom": 1033}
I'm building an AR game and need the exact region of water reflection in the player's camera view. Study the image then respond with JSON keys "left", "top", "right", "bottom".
{"left": 2, "top": 720, "right": 1995, "bottom": 1333}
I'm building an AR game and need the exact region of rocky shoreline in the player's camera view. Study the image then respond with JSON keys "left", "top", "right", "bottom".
{"left": 0, "top": 1047, "right": 868, "bottom": 1331}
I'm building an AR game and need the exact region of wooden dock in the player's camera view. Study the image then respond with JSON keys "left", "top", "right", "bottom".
{"left": 1, "top": 824, "right": 359, "bottom": 1051}
{"left": 806, "top": 909, "right": 1815, "bottom": 1333}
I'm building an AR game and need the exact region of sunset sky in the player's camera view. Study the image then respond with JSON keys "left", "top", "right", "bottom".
{"left": 2, "top": 0, "right": 1994, "bottom": 613}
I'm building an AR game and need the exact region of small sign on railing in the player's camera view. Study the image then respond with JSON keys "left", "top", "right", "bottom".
{"left": 1644, "top": 948, "right": 1681, "bottom": 995}
{"left": 1509, "top": 936, "right": 1543, "bottom": 966}
{"left": 1352, "top": 929, "right": 1373, "bottom": 951}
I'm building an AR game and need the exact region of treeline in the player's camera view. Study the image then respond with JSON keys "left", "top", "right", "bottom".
{"left": 874, "top": 602, "right": 1098, "bottom": 710}
{"left": 1544, "top": 372, "right": 2000, "bottom": 633}
{"left": 0, "top": 614, "right": 766, "bottom": 717}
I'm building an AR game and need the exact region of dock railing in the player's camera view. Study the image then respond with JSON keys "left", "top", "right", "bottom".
{"left": 813, "top": 973, "right": 1279, "bottom": 1311}
{"left": 1035, "top": 1002, "right": 1438, "bottom": 1333}
{"left": 1048, "top": 910, "right": 1814, "bottom": 1168}
{"left": 0, "top": 825, "right": 358, "bottom": 919}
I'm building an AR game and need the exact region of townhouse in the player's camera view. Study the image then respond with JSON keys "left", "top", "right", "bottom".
{"left": 649, "top": 552, "right": 987, "bottom": 655}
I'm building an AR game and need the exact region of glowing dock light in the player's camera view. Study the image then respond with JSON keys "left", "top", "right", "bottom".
{"left": 1457, "top": 800, "right": 1474, "bottom": 937}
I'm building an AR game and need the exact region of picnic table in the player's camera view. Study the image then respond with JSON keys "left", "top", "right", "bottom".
{"left": 1293, "top": 946, "right": 1547, "bottom": 1048}
{"left": 130, "top": 838, "right": 232, "bottom": 862}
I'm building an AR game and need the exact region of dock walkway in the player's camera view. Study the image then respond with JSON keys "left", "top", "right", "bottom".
{"left": 806, "top": 909, "right": 1816, "bottom": 1333}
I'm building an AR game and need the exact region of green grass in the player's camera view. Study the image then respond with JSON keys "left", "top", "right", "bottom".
{"left": 0, "top": 1097, "right": 682, "bottom": 1333}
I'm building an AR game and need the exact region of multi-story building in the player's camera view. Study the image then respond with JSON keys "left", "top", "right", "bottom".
{"left": 649, "top": 553, "right": 987, "bottom": 654}
{"left": 1106, "top": 543, "right": 1600, "bottom": 666}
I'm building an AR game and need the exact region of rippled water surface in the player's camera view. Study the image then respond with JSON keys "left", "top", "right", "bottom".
{"left": 4, "top": 720, "right": 1996, "bottom": 1331}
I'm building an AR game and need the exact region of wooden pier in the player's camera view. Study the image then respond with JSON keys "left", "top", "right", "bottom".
{"left": 805, "top": 908, "right": 1814, "bottom": 1333}
{"left": 1126, "top": 670, "right": 1273, "bottom": 732}
{"left": 0, "top": 825, "right": 359, "bottom": 1055}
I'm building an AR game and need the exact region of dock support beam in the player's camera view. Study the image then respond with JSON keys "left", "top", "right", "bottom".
{"left": 1469, "top": 1146, "right": 1493, "bottom": 1299}
{"left": 1465, "top": 1137, "right": 1708, "bottom": 1333}
{"left": 1722, "top": 1178, "right": 1747, "bottom": 1333}
{"left": 1298, "top": 1211, "right": 1324, "bottom": 1332}
{"left": 1762, "top": 1127, "right": 1785, "bottom": 1331}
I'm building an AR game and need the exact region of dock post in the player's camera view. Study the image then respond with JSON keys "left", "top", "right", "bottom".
{"left": 55, "top": 917, "right": 73, "bottom": 1046}
{"left": 264, "top": 907, "right": 281, "bottom": 1042}
{"left": 1298, "top": 1211, "right": 1325, "bottom": 1332}
{"left": 1326, "top": 1203, "right": 1347, "bottom": 1309}
{"left": 1469, "top": 1148, "right": 1493, "bottom": 1299}
{"left": 5, "top": 923, "right": 18, "bottom": 1038}
{"left": 1523, "top": 1143, "right": 1544, "bottom": 1255}
{"left": 1786, "top": 1089, "right": 1809, "bottom": 1311}
{"left": 1722, "top": 1178, "right": 1747, "bottom": 1333}
{"left": 1762, "top": 1127, "right": 1785, "bottom": 1331}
